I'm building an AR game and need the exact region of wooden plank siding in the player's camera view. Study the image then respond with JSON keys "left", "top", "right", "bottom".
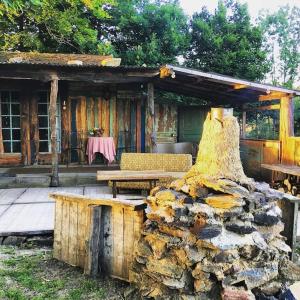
{"left": 51, "top": 192, "right": 145, "bottom": 281}
{"left": 155, "top": 103, "right": 177, "bottom": 143}
{"left": 0, "top": 79, "right": 150, "bottom": 165}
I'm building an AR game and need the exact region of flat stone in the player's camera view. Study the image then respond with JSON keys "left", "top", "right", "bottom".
{"left": 221, "top": 287, "right": 255, "bottom": 300}
{"left": 145, "top": 233, "right": 169, "bottom": 259}
{"left": 279, "top": 258, "right": 300, "bottom": 281}
{"left": 214, "top": 249, "right": 239, "bottom": 263}
{"left": 146, "top": 257, "right": 184, "bottom": 279}
{"left": 189, "top": 203, "right": 215, "bottom": 218}
{"left": 254, "top": 213, "right": 280, "bottom": 226}
{"left": 136, "top": 240, "right": 153, "bottom": 257}
{"left": 204, "top": 194, "right": 244, "bottom": 209}
{"left": 225, "top": 220, "right": 257, "bottom": 235}
{"left": 195, "top": 224, "right": 222, "bottom": 240}
{"left": 223, "top": 262, "right": 278, "bottom": 289}
{"left": 209, "top": 229, "right": 266, "bottom": 251}
{"left": 186, "top": 246, "right": 206, "bottom": 264}
{"left": 269, "top": 238, "right": 291, "bottom": 253}
{"left": 26, "top": 235, "right": 53, "bottom": 247}
{"left": 239, "top": 244, "right": 261, "bottom": 260}
{"left": 258, "top": 281, "right": 282, "bottom": 296}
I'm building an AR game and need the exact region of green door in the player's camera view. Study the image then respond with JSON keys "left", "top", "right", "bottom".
{"left": 178, "top": 107, "right": 207, "bottom": 143}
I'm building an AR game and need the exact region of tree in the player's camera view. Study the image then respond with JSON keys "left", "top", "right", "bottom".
{"left": 185, "top": 0, "right": 270, "bottom": 81}
{"left": 0, "top": 0, "right": 115, "bottom": 54}
{"left": 104, "top": 0, "right": 189, "bottom": 66}
{"left": 260, "top": 5, "right": 300, "bottom": 88}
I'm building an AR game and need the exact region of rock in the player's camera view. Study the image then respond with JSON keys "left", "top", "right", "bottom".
{"left": 258, "top": 281, "right": 282, "bottom": 296}
{"left": 189, "top": 185, "right": 209, "bottom": 199}
{"left": 26, "top": 235, "right": 53, "bottom": 247}
{"left": 169, "top": 179, "right": 186, "bottom": 192}
{"left": 221, "top": 287, "right": 255, "bottom": 300}
{"left": 239, "top": 244, "right": 261, "bottom": 260}
{"left": 204, "top": 194, "right": 244, "bottom": 209}
{"left": 188, "top": 203, "right": 215, "bottom": 218}
{"left": 225, "top": 220, "right": 257, "bottom": 235}
{"left": 150, "top": 186, "right": 167, "bottom": 196}
{"left": 269, "top": 238, "right": 291, "bottom": 253}
{"left": 208, "top": 229, "right": 264, "bottom": 251}
{"left": 194, "top": 277, "right": 213, "bottom": 293}
{"left": 214, "top": 250, "right": 239, "bottom": 263}
{"left": 279, "top": 258, "right": 300, "bottom": 281}
{"left": 172, "top": 248, "right": 189, "bottom": 266}
{"left": 146, "top": 257, "right": 184, "bottom": 279}
{"left": 199, "top": 225, "right": 222, "bottom": 239}
{"left": 254, "top": 213, "right": 280, "bottom": 226}
{"left": 136, "top": 240, "right": 153, "bottom": 257}
{"left": 223, "top": 262, "right": 278, "bottom": 289}
{"left": 2, "top": 235, "right": 26, "bottom": 246}
{"left": 186, "top": 246, "right": 206, "bottom": 264}
{"left": 0, "top": 236, "right": 3, "bottom": 245}
{"left": 163, "top": 273, "right": 186, "bottom": 289}
{"left": 239, "top": 213, "right": 254, "bottom": 222}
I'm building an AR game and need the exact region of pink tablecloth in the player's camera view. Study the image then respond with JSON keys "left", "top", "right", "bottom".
{"left": 86, "top": 137, "right": 116, "bottom": 164}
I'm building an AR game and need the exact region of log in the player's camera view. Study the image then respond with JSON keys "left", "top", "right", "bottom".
{"left": 145, "top": 82, "right": 155, "bottom": 152}
{"left": 30, "top": 92, "right": 39, "bottom": 164}
{"left": 49, "top": 76, "right": 59, "bottom": 186}
{"left": 185, "top": 108, "right": 250, "bottom": 184}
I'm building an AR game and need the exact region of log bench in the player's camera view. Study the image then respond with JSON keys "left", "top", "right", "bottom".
{"left": 49, "top": 192, "right": 146, "bottom": 281}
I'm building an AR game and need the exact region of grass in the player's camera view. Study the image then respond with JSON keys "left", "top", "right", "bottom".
{"left": 0, "top": 246, "right": 122, "bottom": 300}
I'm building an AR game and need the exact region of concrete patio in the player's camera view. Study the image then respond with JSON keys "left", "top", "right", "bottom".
{"left": 0, "top": 186, "right": 117, "bottom": 236}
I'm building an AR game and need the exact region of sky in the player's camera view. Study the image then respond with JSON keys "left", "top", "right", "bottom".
{"left": 180, "top": 0, "right": 300, "bottom": 19}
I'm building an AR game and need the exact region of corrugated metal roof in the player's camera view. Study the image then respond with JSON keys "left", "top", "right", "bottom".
{"left": 166, "top": 64, "right": 300, "bottom": 96}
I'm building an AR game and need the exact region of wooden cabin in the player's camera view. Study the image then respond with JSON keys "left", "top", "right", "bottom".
{"left": 0, "top": 53, "right": 299, "bottom": 184}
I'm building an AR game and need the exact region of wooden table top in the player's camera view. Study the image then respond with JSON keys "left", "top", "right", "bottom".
{"left": 261, "top": 163, "right": 300, "bottom": 176}
{"left": 96, "top": 170, "right": 185, "bottom": 181}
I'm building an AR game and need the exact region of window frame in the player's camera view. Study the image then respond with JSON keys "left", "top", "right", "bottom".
{"left": 37, "top": 91, "right": 61, "bottom": 153}
{"left": 0, "top": 90, "right": 21, "bottom": 153}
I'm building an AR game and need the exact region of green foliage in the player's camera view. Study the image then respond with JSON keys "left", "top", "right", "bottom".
{"left": 260, "top": 5, "right": 300, "bottom": 88}
{"left": 185, "top": 0, "right": 270, "bottom": 81}
{"left": 105, "top": 0, "right": 189, "bottom": 66}
{"left": 0, "top": 0, "right": 115, "bottom": 53}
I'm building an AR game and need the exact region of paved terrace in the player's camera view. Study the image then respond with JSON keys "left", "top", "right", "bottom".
{"left": 0, "top": 186, "right": 114, "bottom": 236}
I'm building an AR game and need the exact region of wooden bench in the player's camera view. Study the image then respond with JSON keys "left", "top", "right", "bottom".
{"left": 49, "top": 192, "right": 146, "bottom": 281}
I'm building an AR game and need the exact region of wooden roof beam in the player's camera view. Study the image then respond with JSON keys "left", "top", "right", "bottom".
{"left": 233, "top": 84, "right": 248, "bottom": 90}
{"left": 259, "top": 91, "right": 291, "bottom": 101}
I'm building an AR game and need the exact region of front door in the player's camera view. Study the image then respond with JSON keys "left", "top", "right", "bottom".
{"left": 178, "top": 106, "right": 207, "bottom": 143}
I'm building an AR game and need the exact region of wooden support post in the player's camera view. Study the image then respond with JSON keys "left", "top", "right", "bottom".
{"left": 280, "top": 96, "right": 294, "bottom": 164}
{"left": 30, "top": 92, "right": 39, "bottom": 164}
{"left": 145, "top": 83, "right": 155, "bottom": 153}
{"left": 0, "top": 97, "right": 4, "bottom": 154}
{"left": 241, "top": 111, "right": 246, "bottom": 139}
{"left": 21, "top": 89, "right": 31, "bottom": 165}
{"left": 136, "top": 98, "right": 142, "bottom": 152}
{"left": 50, "top": 76, "right": 59, "bottom": 187}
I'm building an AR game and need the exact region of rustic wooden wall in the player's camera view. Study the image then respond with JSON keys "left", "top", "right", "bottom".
{"left": 155, "top": 103, "right": 177, "bottom": 143}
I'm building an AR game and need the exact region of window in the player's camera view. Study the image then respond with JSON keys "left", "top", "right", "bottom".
{"left": 245, "top": 110, "right": 279, "bottom": 140}
{"left": 37, "top": 91, "right": 61, "bottom": 152}
{"left": 1, "top": 91, "right": 21, "bottom": 153}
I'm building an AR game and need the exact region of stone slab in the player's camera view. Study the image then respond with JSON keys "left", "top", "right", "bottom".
{"left": 14, "top": 187, "right": 83, "bottom": 204}
{"left": 0, "top": 202, "right": 55, "bottom": 236}
{"left": 0, "top": 188, "right": 26, "bottom": 205}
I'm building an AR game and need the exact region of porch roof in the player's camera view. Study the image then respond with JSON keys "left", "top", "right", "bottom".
{"left": 156, "top": 65, "right": 300, "bottom": 104}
